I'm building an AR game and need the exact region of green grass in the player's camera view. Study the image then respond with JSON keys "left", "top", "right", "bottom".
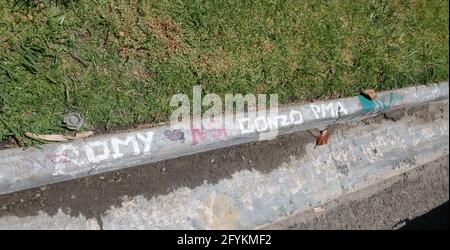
{"left": 0, "top": 0, "right": 448, "bottom": 145}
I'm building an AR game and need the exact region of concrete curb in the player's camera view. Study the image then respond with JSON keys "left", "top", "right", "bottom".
{"left": 0, "top": 82, "right": 448, "bottom": 195}
{"left": 0, "top": 99, "right": 448, "bottom": 229}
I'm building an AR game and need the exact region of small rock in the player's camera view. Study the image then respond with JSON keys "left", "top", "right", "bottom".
{"left": 161, "top": 167, "right": 166, "bottom": 173}
{"left": 70, "top": 195, "right": 76, "bottom": 200}
{"left": 210, "top": 158, "right": 215, "bottom": 163}
{"left": 100, "top": 176, "right": 105, "bottom": 180}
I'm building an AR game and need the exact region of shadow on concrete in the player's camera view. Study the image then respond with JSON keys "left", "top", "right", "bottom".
{"left": 401, "top": 201, "right": 449, "bottom": 230}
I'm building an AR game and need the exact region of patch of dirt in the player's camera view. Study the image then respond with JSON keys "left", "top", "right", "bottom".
{"left": 0, "top": 140, "right": 11, "bottom": 150}
{"left": 148, "top": 17, "right": 185, "bottom": 55}
{"left": 0, "top": 137, "right": 18, "bottom": 150}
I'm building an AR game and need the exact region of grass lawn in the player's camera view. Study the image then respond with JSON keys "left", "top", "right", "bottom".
{"left": 0, "top": 0, "right": 448, "bottom": 145}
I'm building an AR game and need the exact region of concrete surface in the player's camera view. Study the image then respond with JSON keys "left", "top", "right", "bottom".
{"left": 0, "top": 100, "right": 447, "bottom": 229}
{"left": 263, "top": 156, "right": 449, "bottom": 230}
{"left": 0, "top": 82, "right": 448, "bottom": 195}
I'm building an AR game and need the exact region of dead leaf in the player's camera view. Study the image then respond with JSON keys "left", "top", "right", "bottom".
{"left": 64, "top": 131, "right": 94, "bottom": 140}
{"left": 25, "top": 131, "right": 94, "bottom": 142}
{"left": 315, "top": 129, "right": 329, "bottom": 146}
{"left": 25, "top": 132, "right": 68, "bottom": 142}
{"left": 361, "top": 89, "right": 377, "bottom": 100}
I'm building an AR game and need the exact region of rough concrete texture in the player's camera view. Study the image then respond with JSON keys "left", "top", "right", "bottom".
{"left": 263, "top": 156, "right": 449, "bottom": 230}
{"left": 0, "top": 100, "right": 447, "bottom": 229}
{"left": 0, "top": 82, "right": 448, "bottom": 195}
{"left": 0, "top": 209, "right": 100, "bottom": 230}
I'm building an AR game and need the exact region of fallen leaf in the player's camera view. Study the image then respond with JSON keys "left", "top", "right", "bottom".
{"left": 25, "top": 131, "right": 94, "bottom": 142}
{"left": 315, "top": 129, "right": 329, "bottom": 146}
{"left": 361, "top": 89, "right": 377, "bottom": 100}
{"left": 64, "top": 131, "right": 94, "bottom": 140}
{"left": 25, "top": 132, "right": 68, "bottom": 142}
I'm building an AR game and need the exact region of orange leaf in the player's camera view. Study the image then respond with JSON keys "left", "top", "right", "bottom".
{"left": 315, "top": 129, "right": 329, "bottom": 146}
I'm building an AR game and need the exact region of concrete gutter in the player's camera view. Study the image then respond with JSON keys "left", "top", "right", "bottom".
{"left": 0, "top": 82, "right": 448, "bottom": 195}
{"left": 0, "top": 99, "right": 448, "bottom": 229}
